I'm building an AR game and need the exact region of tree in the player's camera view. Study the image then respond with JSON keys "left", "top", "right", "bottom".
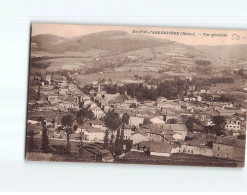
{"left": 103, "top": 129, "right": 109, "bottom": 149}
{"left": 143, "top": 117, "right": 152, "bottom": 126}
{"left": 104, "top": 110, "right": 122, "bottom": 131}
{"left": 76, "top": 108, "right": 95, "bottom": 131}
{"left": 78, "top": 131, "right": 84, "bottom": 157}
{"left": 185, "top": 118, "right": 194, "bottom": 131}
{"left": 122, "top": 113, "right": 130, "bottom": 125}
{"left": 27, "top": 130, "right": 37, "bottom": 152}
{"left": 73, "top": 125, "right": 78, "bottom": 132}
{"left": 41, "top": 121, "right": 49, "bottom": 153}
{"left": 212, "top": 115, "right": 226, "bottom": 136}
{"left": 130, "top": 103, "right": 137, "bottom": 108}
{"left": 62, "top": 114, "right": 74, "bottom": 154}
{"left": 109, "top": 133, "right": 115, "bottom": 155}
{"left": 167, "top": 119, "right": 177, "bottom": 124}
{"left": 185, "top": 117, "right": 201, "bottom": 132}
{"left": 114, "top": 128, "right": 121, "bottom": 156}
{"left": 37, "top": 84, "right": 41, "bottom": 101}
{"left": 116, "top": 113, "right": 130, "bottom": 155}
{"left": 37, "top": 116, "right": 45, "bottom": 123}
{"left": 117, "top": 128, "right": 124, "bottom": 156}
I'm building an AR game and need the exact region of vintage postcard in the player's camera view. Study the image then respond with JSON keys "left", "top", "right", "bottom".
{"left": 26, "top": 23, "right": 246, "bottom": 167}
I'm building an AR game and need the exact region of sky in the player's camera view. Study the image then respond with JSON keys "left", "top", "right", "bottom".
{"left": 32, "top": 23, "right": 247, "bottom": 45}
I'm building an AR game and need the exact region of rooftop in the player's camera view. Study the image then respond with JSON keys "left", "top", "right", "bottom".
{"left": 139, "top": 141, "right": 172, "bottom": 153}
{"left": 214, "top": 137, "right": 246, "bottom": 148}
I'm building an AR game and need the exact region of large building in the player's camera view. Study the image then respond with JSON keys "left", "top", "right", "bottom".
{"left": 213, "top": 137, "right": 245, "bottom": 161}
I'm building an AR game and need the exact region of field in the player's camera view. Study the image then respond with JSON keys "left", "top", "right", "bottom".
{"left": 115, "top": 151, "right": 244, "bottom": 167}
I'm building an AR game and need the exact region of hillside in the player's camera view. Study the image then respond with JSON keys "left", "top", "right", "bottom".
{"left": 31, "top": 34, "right": 67, "bottom": 51}
{"left": 29, "top": 31, "right": 247, "bottom": 77}
{"left": 34, "top": 31, "right": 165, "bottom": 54}
{"left": 195, "top": 44, "right": 247, "bottom": 65}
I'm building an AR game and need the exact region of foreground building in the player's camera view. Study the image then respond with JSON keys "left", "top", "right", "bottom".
{"left": 213, "top": 137, "right": 245, "bottom": 161}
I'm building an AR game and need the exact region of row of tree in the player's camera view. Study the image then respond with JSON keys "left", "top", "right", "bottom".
{"left": 185, "top": 115, "right": 226, "bottom": 136}
{"left": 102, "top": 80, "right": 190, "bottom": 101}
{"left": 103, "top": 110, "right": 130, "bottom": 156}
{"left": 28, "top": 108, "right": 131, "bottom": 158}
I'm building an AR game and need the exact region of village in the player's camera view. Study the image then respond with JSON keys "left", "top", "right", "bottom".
{"left": 26, "top": 70, "right": 246, "bottom": 166}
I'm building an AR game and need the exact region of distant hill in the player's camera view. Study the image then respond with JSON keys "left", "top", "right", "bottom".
{"left": 32, "top": 31, "right": 166, "bottom": 54}
{"left": 31, "top": 34, "right": 67, "bottom": 51}
{"left": 30, "top": 31, "right": 247, "bottom": 75}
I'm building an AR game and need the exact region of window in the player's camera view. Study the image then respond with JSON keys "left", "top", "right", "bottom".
{"left": 191, "top": 150, "right": 193, "bottom": 153}
{"left": 218, "top": 147, "right": 220, "bottom": 150}
{"left": 218, "top": 154, "right": 220, "bottom": 157}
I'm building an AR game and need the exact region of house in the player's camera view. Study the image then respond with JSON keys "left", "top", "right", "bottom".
{"left": 47, "top": 127, "right": 57, "bottom": 138}
{"left": 192, "top": 124, "right": 204, "bottom": 132}
{"left": 83, "top": 125, "right": 105, "bottom": 141}
{"left": 157, "top": 101, "right": 181, "bottom": 111}
{"left": 58, "top": 88, "right": 68, "bottom": 95}
{"left": 27, "top": 120, "right": 39, "bottom": 125}
{"left": 213, "top": 137, "right": 245, "bottom": 161}
{"left": 150, "top": 116, "right": 165, "bottom": 125}
{"left": 177, "top": 144, "right": 213, "bottom": 157}
{"left": 102, "top": 154, "right": 114, "bottom": 163}
{"left": 129, "top": 116, "right": 144, "bottom": 127}
{"left": 91, "top": 106, "right": 105, "bottom": 118}
{"left": 122, "top": 124, "right": 134, "bottom": 140}
{"left": 132, "top": 132, "right": 147, "bottom": 145}
{"left": 162, "top": 124, "right": 188, "bottom": 140}
{"left": 139, "top": 141, "right": 172, "bottom": 157}
{"left": 140, "top": 125, "right": 165, "bottom": 142}
{"left": 45, "top": 75, "right": 51, "bottom": 84}
{"left": 47, "top": 95, "right": 59, "bottom": 104}
{"left": 225, "top": 119, "right": 242, "bottom": 134}
{"left": 113, "top": 124, "right": 134, "bottom": 140}
{"left": 89, "top": 119, "right": 106, "bottom": 130}
{"left": 162, "top": 130, "right": 178, "bottom": 143}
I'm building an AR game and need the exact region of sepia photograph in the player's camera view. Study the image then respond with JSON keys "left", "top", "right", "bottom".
{"left": 25, "top": 23, "right": 247, "bottom": 167}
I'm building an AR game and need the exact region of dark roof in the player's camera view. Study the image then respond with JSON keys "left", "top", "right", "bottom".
{"left": 140, "top": 124, "right": 163, "bottom": 135}
{"left": 214, "top": 137, "right": 246, "bottom": 148}
{"left": 162, "top": 124, "right": 188, "bottom": 132}
{"left": 139, "top": 141, "right": 172, "bottom": 153}
{"left": 193, "top": 124, "right": 204, "bottom": 131}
